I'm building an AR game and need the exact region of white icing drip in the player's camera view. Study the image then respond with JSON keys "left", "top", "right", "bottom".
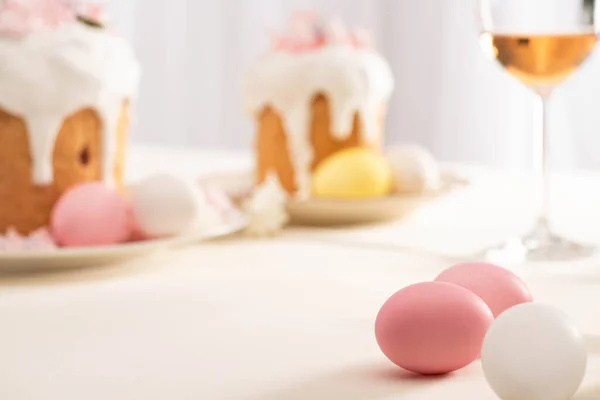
{"left": 25, "top": 116, "right": 64, "bottom": 184}
{"left": 328, "top": 98, "right": 355, "bottom": 139}
{"left": 243, "top": 45, "right": 394, "bottom": 195}
{"left": 96, "top": 93, "right": 124, "bottom": 186}
{"left": 357, "top": 101, "right": 381, "bottom": 144}
{"left": 284, "top": 106, "right": 312, "bottom": 198}
{"left": 0, "top": 22, "right": 140, "bottom": 185}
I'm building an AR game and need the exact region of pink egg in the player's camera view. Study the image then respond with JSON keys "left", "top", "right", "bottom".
{"left": 51, "top": 182, "right": 133, "bottom": 247}
{"left": 129, "top": 224, "right": 149, "bottom": 242}
{"left": 435, "top": 262, "right": 532, "bottom": 318}
{"left": 375, "top": 281, "right": 493, "bottom": 375}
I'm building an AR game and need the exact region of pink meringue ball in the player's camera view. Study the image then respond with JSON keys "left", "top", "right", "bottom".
{"left": 435, "top": 262, "right": 533, "bottom": 318}
{"left": 375, "top": 282, "right": 493, "bottom": 375}
{"left": 51, "top": 182, "right": 133, "bottom": 247}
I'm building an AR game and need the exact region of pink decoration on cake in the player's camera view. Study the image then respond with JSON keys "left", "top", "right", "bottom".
{"left": 270, "top": 11, "right": 374, "bottom": 53}
{"left": 351, "top": 27, "right": 373, "bottom": 48}
{"left": 0, "top": 0, "right": 106, "bottom": 37}
{"left": 325, "top": 16, "right": 347, "bottom": 44}
{"left": 0, "top": 0, "right": 75, "bottom": 37}
{"left": 70, "top": 0, "right": 105, "bottom": 24}
{"left": 0, "top": 227, "right": 57, "bottom": 251}
{"left": 51, "top": 182, "right": 133, "bottom": 247}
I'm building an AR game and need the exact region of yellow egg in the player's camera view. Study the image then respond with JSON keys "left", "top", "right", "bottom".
{"left": 312, "top": 148, "right": 393, "bottom": 199}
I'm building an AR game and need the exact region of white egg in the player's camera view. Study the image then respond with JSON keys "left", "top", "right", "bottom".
{"left": 130, "top": 174, "right": 207, "bottom": 237}
{"left": 481, "top": 303, "right": 587, "bottom": 400}
{"left": 385, "top": 144, "right": 441, "bottom": 194}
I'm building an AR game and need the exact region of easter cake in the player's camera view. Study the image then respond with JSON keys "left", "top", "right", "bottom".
{"left": 243, "top": 12, "right": 395, "bottom": 199}
{"left": 0, "top": 0, "right": 140, "bottom": 235}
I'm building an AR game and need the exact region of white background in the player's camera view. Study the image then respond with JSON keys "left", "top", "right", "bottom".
{"left": 109, "top": 0, "right": 600, "bottom": 170}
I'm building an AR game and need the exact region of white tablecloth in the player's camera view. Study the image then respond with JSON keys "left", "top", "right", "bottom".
{"left": 2, "top": 145, "right": 600, "bottom": 399}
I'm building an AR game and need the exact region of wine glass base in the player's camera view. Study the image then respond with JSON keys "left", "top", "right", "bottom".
{"left": 481, "top": 224, "right": 596, "bottom": 264}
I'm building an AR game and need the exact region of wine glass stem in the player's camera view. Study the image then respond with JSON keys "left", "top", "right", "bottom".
{"left": 534, "top": 93, "right": 551, "bottom": 232}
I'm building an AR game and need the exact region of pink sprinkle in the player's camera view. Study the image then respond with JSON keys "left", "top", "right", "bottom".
{"left": 83, "top": 3, "right": 103, "bottom": 20}
{"left": 72, "top": 1, "right": 105, "bottom": 24}
{"left": 352, "top": 27, "right": 373, "bottom": 48}
{"left": 200, "top": 183, "right": 235, "bottom": 222}
{"left": 325, "top": 16, "right": 347, "bottom": 44}
{"left": 205, "top": 185, "right": 233, "bottom": 211}
{"left": 289, "top": 10, "right": 318, "bottom": 27}
{"left": 0, "top": 0, "right": 94, "bottom": 37}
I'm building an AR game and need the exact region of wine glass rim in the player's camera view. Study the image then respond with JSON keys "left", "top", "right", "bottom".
{"left": 476, "top": 0, "right": 600, "bottom": 36}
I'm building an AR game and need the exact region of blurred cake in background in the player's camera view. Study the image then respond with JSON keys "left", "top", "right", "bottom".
{"left": 243, "top": 12, "right": 395, "bottom": 199}
{"left": 0, "top": 0, "right": 140, "bottom": 234}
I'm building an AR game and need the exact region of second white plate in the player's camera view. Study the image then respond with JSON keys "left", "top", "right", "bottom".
{"left": 202, "top": 170, "right": 467, "bottom": 226}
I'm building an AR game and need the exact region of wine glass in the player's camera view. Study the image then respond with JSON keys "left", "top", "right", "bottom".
{"left": 478, "top": 0, "right": 598, "bottom": 262}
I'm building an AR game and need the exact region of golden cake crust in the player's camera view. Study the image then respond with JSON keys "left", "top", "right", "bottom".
{"left": 0, "top": 104, "right": 128, "bottom": 235}
{"left": 255, "top": 94, "right": 385, "bottom": 194}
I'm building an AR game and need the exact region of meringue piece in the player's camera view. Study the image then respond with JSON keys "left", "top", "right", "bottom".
{"left": 0, "top": 227, "right": 57, "bottom": 251}
{"left": 386, "top": 144, "right": 441, "bottom": 194}
{"left": 242, "top": 173, "right": 289, "bottom": 236}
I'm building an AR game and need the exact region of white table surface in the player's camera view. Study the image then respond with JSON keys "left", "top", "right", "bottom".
{"left": 3, "top": 144, "right": 600, "bottom": 400}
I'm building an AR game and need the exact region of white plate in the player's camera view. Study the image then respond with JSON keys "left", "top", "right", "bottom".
{"left": 202, "top": 170, "right": 467, "bottom": 226}
{"left": 287, "top": 192, "right": 437, "bottom": 225}
{"left": 0, "top": 212, "right": 246, "bottom": 272}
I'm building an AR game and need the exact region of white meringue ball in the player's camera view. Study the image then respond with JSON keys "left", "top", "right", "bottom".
{"left": 481, "top": 303, "right": 587, "bottom": 400}
{"left": 386, "top": 144, "right": 441, "bottom": 194}
{"left": 130, "top": 174, "right": 214, "bottom": 237}
{"left": 242, "top": 173, "right": 289, "bottom": 236}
